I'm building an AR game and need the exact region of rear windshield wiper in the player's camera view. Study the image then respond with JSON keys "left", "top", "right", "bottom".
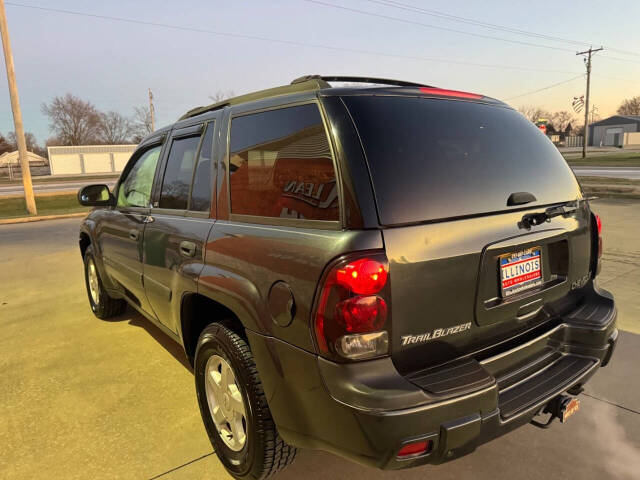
{"left": 519, "top": 200, "right": 580, "bottom": 229}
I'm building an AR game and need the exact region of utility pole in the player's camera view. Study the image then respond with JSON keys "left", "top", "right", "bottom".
{"left": 0, "top": 0, "right": 36, "bottom": 214}
{"left": 576, "top": 46, "right": 603, "bottom": 159}
{"left": 148, "top": 88, "right": 155, "bottom": 132}
{"left": 590, "top": 104, "right": 598, "bottom": 125}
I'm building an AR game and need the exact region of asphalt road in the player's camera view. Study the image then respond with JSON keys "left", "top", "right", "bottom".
{"left": 0, "top": 179, "right": 117, "bottom": 197}
{"left": 572, "top": 166, "right": 640, "bottom": 179}
{"left": 1, "top": 199, "right": 638, "bottom": 480}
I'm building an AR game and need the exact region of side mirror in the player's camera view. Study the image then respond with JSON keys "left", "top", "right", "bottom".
{"left": 78, "top": 184, "right": 113, "bottom": 207}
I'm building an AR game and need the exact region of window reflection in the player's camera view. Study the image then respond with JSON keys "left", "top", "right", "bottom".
{"left": 229, "top": 104, "right": 338, "bottom": 221}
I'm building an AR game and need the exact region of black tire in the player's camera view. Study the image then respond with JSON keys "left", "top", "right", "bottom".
{"left": 195, "top": 323, "right": 297, "bottom": 479}
{"left": 83, "top": 245, "right": 126, "bottom": 319}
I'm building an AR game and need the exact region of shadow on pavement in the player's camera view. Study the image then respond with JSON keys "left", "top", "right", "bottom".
{"left": 105, "top": 307, "right": 193, "bottom": 373}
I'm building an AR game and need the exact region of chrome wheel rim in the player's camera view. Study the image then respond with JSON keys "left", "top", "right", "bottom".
{"left": 205, "top": 355, "right": 248, "bottom": 451}
{"left": 87, "top": 259, "right": 100, "bottom": 305}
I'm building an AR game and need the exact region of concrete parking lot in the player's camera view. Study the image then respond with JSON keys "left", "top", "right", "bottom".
{"left": 1, "top": 198, "right": 638, "bottom": 480}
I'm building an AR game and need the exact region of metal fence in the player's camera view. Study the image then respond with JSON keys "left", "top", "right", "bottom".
{"left": 0, "top": 164, "right": 50, "bottom": 179}
{"left": 565, "top": 136, "right": 584, "bottom": 147}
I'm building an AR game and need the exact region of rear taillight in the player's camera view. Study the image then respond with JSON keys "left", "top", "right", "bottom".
{"left": 591, "top": 212, "right": 603, "bottom": 278}
{"left": 313, "top": 253, "right": 391, "bottom": 361}
{"left": 596, "top": 214, "right": 603, "bottom": 259}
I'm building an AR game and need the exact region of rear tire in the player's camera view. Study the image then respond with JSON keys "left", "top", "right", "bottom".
{"left": 83, "top": 245, "right": 126, "bottom": 319}
{"left": 194, "top": 323, "right": 297, "bottom": 479}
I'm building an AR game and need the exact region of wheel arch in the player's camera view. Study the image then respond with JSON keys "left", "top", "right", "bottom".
{"left": 79, "top": 230, "right": 92, "bottom": 258}
{"left": 180, "top": 292, "right": 249, "bottom": 366}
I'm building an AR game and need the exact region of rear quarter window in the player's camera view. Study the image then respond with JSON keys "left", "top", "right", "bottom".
{"left": 228, "top": 104, "right": 339, "bottom": 221}
{"left": 343, "top": 96, "right": 581, "bottom": 225}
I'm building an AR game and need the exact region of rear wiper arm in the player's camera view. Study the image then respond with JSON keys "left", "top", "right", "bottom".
{"left": 519, "top": 201, "right": 579, "bottom": 229}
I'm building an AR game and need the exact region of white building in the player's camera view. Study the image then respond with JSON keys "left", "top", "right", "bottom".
{"left": 48, "top": 145, "right": 136, "bottom": 175}
{"left": 0, "top": 150, "right": 47, "bottom": 167}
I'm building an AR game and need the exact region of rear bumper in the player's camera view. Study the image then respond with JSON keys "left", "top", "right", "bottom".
{"left": 247, "top": 287, "right": 617, "bottom": 470}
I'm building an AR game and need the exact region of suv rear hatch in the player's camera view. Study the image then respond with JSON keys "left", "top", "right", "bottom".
{"left": 341, "top": 93, "right": 593, "bottom": 375}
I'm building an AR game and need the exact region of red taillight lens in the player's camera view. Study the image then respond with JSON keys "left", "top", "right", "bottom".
{"left": 397, "top": 440, "right": 432, "bottom": 458}
{"left": 596, "top": 214, "right": 603, "bottom": 258}
{"left": 591, "top": 212, "right": 603, "bottom": 279}
{"left": 335, "top": 295, "right": 387, "bottom": 333}
{"left": 336, "top": 258, "right": 388, "bottom": 294}
{"left": 313, "top": 253, "right": 391, "bottom": 361}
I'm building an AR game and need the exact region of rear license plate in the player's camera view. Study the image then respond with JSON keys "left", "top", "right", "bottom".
{"left": 499, "top": 247, "right": 542, "bottom": 297}
{"left": 561, "top": 397, "right": 580, "bottom": 423}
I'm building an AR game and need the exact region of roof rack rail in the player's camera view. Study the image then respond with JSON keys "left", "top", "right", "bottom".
{"left": 291, "top": 75, "right": 433, "bottom": 88}
{"left": 179, "top": 77, "right": 331, "bottom": 121}
{"left": 179, "top": 75, "right": 433, "bottom": 121}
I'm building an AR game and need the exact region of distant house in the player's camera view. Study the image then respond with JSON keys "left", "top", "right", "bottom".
{"left": 588, "top": 115, "right": 640, "bottom": 147}
{"left": 48, "top": 145, "right": 137, "bottom": 175}
{"left": 0, "top": 150, "right": 47, "bottom": 167}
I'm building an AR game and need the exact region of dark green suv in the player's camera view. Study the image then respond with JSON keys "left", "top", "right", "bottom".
{"left": 78, "top": 76, "right": 617, "bottom": 479}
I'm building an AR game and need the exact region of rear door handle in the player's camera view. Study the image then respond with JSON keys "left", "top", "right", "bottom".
{"left": 129, "top": 229, "right": 139, "bottom": 240}
{"left": 179, "top": 241, "right": 197, "bottom": 258}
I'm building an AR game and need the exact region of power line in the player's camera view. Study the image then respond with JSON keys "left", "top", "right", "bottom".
{"left": 3, "top": 2, "right": 581, "bottom": 75}
{"left": 593, "top": 73, "right": 640, "bottom": 84}
{"left": 504, "top": 75, "right": 585, "bottom": 101}
{"left": 303, "top": 0, "right": 576, "bottom": 53}
{"left": 361, "top": 0, "right": 640, "bottom": 58}
{"left": 302, "top": 0, "right": 640, "bottom": 65}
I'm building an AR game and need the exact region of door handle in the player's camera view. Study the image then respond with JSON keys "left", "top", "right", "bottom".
{"left": 179, "top": 241, "right": 197, "bottom": 258}
{"left": 129, "top": 229, "right": 139, "bottom": 240}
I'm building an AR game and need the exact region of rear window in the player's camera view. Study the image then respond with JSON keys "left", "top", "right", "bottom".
{"left": 343, "top": 96, "right": 581, "bottom": 225}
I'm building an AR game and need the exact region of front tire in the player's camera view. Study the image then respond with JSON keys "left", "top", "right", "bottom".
{"left": 194, "top": 323, "right": 297, "bottom": 479}
{"left": 83, "top": 245, "right": 126, "bottom": 319}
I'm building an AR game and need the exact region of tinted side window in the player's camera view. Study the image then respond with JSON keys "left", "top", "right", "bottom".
{"left": 117, "top": 145, "right": 161, "bottom": 208}
{"left": 189, "top": 122, "right": 214, "bottom": 212}
{"left": 229, "top": 104, "right": 338, "bottom": 221}
{"left": 159, "top": 135, "right": 202, "bottom": 210}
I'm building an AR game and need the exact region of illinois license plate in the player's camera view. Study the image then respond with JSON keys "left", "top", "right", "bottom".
{"left": 561, "top": 397, "right": 580, "bottom": 423}
{"left": 500, "top": 247, "right": 542, "bottom": 297}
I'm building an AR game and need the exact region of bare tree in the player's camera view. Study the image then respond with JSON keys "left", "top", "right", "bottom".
{"left": 7, "top": 131, "right": 47, "bottom": 157}
{"left": 97, "top": 111, "right": 133, "bottom": 144}
{"left": 208, "top": 90, "right": 235, "bottom": 103}
{"left": 550, "top": 111, "right": 575, "bottom": 132}
{"left": 517, "top": 105, "right": 551, "bottom": 123}
{"left": 41, "top": 94, "right": 101, "bottom": 145}
{"left": 0, "top": 132, "right": 11, "bottom": 155}
{"left": 131, "top": 106, "right": 153, "bottom": 143}
{"left": 617, "top": 96, "right": 640, "bottom": 116}
{"left": 571, "top": 123, "right": 585, "bottom": 136}
{"left": 8, "top": 131, "right": 38, "bottom": 151}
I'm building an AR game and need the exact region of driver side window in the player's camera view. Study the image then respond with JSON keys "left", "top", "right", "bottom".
{"left": 117, "top": 145, "right": 162, "bottom": 208}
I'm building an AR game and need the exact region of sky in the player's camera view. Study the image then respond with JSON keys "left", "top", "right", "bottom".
{"left": 1, "top": 0, "right": 639, "bottom": 146}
